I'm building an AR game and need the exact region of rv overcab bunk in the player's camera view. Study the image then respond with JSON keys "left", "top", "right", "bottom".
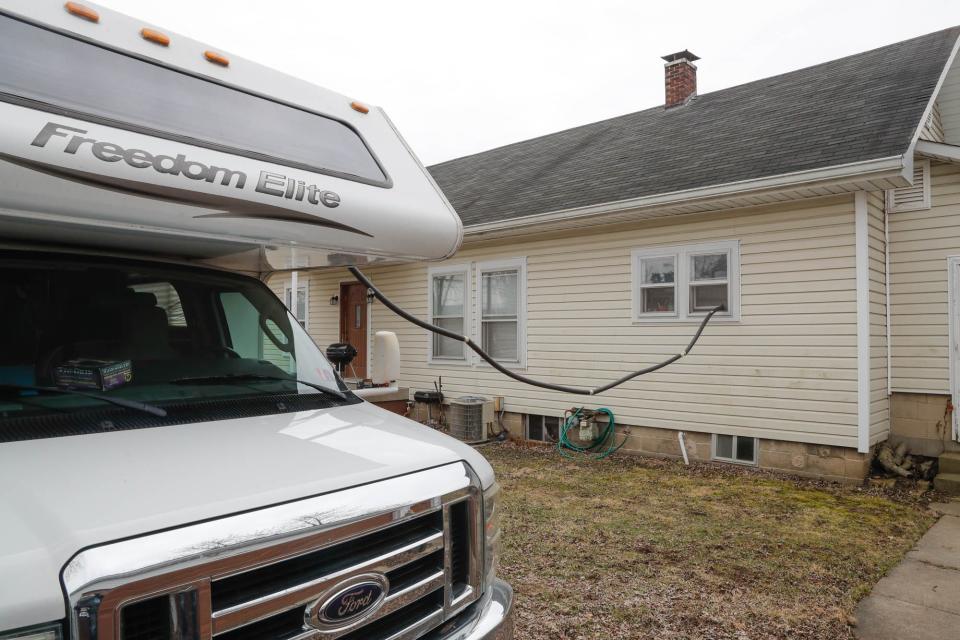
{"left": 0, "top": 5, "right": 462, "bottom": 276}
{"left": 0, "top": 3, "right": 512, "bottom": 640}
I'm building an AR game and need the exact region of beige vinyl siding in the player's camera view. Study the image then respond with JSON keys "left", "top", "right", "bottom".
{"left": 274, "top": 195, "right": 862, "bottom": 448}
{"left": 889, "top": 161, "right": 960, "bottom": 393}
{"left": 938, "top": 57, "right": 960, "bottom": 144}
{"left": 261, "top": 278, "right": 295, "bottom": 370}
{"left": 867, "top": 191, "right": 890, "bottom": 443}
{"left": 920, "top": 101, "right": 945, "bottom": 142}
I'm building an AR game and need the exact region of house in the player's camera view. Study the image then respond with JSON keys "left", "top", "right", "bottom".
{"left": 271, "top": 27, "right": 960, "bottom": 483}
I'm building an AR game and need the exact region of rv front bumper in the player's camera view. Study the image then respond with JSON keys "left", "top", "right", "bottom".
{"left": 450, "top": 579, "right": 515, "bottom": 640}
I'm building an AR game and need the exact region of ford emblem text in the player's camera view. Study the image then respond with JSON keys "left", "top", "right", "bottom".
{"left": 305, "top": 574, "right": 388, "bottom": 630}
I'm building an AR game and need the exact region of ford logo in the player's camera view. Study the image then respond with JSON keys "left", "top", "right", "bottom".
{"left": 305, "top": 573, "right": 389, "bottom": 630}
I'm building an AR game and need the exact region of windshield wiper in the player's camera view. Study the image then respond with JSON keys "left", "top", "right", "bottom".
{"left": 170, "top": 374, "right": 347, "bottom": 401}
{"left": 0, "top": 384, "right": 167, "bottom": 417}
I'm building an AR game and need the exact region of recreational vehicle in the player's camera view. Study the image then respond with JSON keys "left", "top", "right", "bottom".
{"left": 0, "top": 2, "right": 512, "bottom": 639}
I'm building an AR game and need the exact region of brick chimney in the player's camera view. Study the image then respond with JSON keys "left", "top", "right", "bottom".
{"left": 662, "top": 50, "right": 700, "bottom": 108}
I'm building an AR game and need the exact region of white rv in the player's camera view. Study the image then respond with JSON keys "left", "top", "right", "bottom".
{"left": 0, "top": 2, "right": 512, "bottom": 639}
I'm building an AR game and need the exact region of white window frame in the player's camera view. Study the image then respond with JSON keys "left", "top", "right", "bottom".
{"left": 284, "top": 282, "right": 309, "bottom": 329}
{"left": 631, "top": 240, "right": 740, "bottom": 323}
{"left": 711, "top": 433, "right": 758, "bottom": 466}
{"left": 427, "top": 263, "right": 471, "bottom": 364}
{"left": 475, "top": 257, "right": 528, "bottom": 368}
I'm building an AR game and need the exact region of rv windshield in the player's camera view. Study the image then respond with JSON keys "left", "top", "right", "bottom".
{"left": 0, "top": 253, "right": 354, "bottom": 442}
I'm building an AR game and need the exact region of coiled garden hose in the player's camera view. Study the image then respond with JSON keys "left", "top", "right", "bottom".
{"left": 558, "top": 407, "right": 624, "bottom": 459}
{"left": 349, "top": 266, "right": 723, "bottom": 396}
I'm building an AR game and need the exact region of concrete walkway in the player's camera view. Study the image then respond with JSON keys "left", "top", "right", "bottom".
{"left": 854, "top": 501, "right": 960, "bottom": 639}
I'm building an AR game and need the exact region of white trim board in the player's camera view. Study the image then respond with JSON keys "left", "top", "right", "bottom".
{"left": 916, "top": 140, "right": 960, "bottom": 164}
{"left": 948, "top": 256, "right": 960, "bottom": 442}
{"left": 855, "top": 192, "right": 871, "bottom": 453}
{"left": 906, "top": 34, "right": 960, "bottom": 158}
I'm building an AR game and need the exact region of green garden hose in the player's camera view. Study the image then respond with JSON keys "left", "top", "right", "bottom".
{"left": 557, "top": 407, "right": 626, "bottom": 460}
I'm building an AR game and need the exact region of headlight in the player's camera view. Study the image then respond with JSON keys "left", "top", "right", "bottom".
{"left": 482, "top": 482, "right": 502, "bottom": 590}
{"left": 0, "top": 623, "right": 63, "bottom": 640}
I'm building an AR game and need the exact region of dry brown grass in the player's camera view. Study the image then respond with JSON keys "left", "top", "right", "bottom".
{"left": 482, "top": 442, "right": 935, "bottom": 640}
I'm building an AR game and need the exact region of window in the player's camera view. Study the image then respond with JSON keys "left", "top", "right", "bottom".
{"left": 886, "top": 160, "right": 930, "bottom": 212}
{"left": 526, "top": 414, "right": 560, "bottom": 442}
{"left": 712, "top": 434, "right": 757, "bottom": 465}
{"left": 129, "top": 282, "right": 186, "bottom": 326}
{"left": 0, "top": 255, "right": 347, "bottom": 436}
{"left": 477, "top": 258, "right": 526, "bottom": 365}
{"left": 688, "top": 251, "right": 728, "bottom": 314}
{"left": 632, "top": 241, "right": 739, "bottom": 321}
{"left": 428, "top": 266, "right": 469, "bottom": 361}
{"left": 637, "top": 255, "right": 676, "bottom": 314}
{"left": 219, "top": 291, "right": 263, "bottom": 361}
{"left": 284, "top": 285, "right": 308, "bottom": 329}
{"left": 0, "top": 14, "right": 386, "bottom": 185}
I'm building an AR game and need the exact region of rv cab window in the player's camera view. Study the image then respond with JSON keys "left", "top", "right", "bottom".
{"left": 0, "top": 254, "right": 351, "bottom": 441}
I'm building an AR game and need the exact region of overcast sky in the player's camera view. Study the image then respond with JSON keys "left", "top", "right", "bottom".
{"left": 98, "top": 0, "right": 959, "bottom": 166}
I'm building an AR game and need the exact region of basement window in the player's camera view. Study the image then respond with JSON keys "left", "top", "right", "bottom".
{"left": 526, "top": 414, "right": 560, "bottom": 442}
{"left": 712, "top": 434, "right": 757, "bottom": 465}
{"left": 886, "top": 160, "right": 930, "bottom": 212}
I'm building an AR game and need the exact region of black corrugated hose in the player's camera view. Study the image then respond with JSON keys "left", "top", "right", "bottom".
{"left": 348, "top": 266, "right": 723, "bottom": 396}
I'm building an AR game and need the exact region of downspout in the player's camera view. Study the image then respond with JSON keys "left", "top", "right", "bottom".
{"left": 855, "top": 191, "right": 871, "bottom": 454}
{"left": 884, "top": 201, "right": 892, "bottom": 397}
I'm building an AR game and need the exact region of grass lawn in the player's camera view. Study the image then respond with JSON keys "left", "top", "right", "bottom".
{"left": 482, "top": 442, "right": 936, "bottom": 640}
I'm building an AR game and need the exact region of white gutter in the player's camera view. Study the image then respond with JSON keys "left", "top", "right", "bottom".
{"left": 916, "top": 140, "right": 960, "bottom": 164}
{"left": 464, "top": 154, "right": 905, "bottom": 236}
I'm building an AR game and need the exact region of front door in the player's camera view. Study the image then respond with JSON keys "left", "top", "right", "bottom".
{"left": 339, "top": 282, "right": 368, "bottom": 379}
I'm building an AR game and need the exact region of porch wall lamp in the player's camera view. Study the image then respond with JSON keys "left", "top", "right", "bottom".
{"left": 329, "top": 295, "right": 339, "bottom": 306}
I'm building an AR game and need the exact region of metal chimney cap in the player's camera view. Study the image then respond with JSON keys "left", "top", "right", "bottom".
{"left": 661, "top": 50, "right": 700, "bottom": 63}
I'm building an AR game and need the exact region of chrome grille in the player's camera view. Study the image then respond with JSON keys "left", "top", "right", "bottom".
{"left": 64, "top": 462, "right": 483, "bottom": 640}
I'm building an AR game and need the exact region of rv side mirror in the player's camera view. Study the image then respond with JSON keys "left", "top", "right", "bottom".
{"left": 371, "top": 331, "right": 401, "bottom": 385}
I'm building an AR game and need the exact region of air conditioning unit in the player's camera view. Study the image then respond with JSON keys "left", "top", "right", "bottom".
{"left": 448, "top": 395, "right": 496, "bottom": 442}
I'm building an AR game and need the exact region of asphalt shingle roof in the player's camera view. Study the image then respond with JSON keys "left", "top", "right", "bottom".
{"left": 428, "top": 27, "right": 960, "bottom": 227}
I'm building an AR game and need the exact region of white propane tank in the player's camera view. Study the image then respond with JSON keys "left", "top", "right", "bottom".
{"left": 371, "top": 331, "right": 401, "bottom": 385}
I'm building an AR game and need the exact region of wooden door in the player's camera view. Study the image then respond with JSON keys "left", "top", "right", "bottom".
{"left": 339, "top": 282, "right": 368, "bottom": 379}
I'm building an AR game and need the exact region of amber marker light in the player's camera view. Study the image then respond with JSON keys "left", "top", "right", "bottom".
{"left": 204, "top": 50, "right": 230, "bottom": 67}
{"left": 351, "top": 101, "right": 370, "bottom": 114}
{"left": 65, "top": 2, "right": 99, "bottom": 23}
{"left": 141, "top": 28, "right": 170, "bottom": 46}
